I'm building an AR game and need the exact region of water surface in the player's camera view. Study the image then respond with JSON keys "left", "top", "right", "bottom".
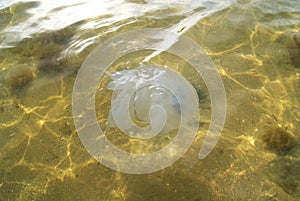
{"left": 0, "top": 0, "right": 300, "bottom": 200}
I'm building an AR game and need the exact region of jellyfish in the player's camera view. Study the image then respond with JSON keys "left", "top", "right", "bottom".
{"left": 106, "top": 65, "right": 199, "bottom": 139}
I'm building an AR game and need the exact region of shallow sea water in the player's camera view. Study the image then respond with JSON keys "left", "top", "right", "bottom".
{"left": 0, "top": 0, "right": 300, "bottom": 200}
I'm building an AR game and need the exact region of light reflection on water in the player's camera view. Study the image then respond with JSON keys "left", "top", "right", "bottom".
{"left": 0, "top": 0, "right": 232, "bottom": 47}
{"left": 0, "top": 0, "right": 300, "bottom": 200}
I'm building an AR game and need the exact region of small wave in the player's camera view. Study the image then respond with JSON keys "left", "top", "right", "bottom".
{"left": 0, "top": 0, "right": 234, "bottom": 48}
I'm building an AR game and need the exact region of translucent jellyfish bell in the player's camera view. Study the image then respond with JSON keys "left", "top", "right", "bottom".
{"left": 106, "top": 65, "right": 198, "bottom": 139}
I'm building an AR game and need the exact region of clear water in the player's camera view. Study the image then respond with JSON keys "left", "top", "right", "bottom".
{"left": 0, "top": 0, "right": 300, "bottom": 200}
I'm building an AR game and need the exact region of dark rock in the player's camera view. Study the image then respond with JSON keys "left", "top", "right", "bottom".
{"left": 3, "top": 63, "right": 37, "bottom": 88}
{"left": 277, "top": 32, "right": 300, "bottom": 68}
{"left": 262, "top": 127, "right": 297, "bottom": 154}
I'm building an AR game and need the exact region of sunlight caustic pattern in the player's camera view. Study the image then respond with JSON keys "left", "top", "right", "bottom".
{"left": 0, "top": 0, "right": 300, "bottom": 200}
{"left": 72, "top": 29, "right": 226, "bottom": 174}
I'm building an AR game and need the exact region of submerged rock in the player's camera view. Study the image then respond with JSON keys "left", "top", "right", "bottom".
{"left": 262, "top": 127, "right": 297, "bottom": 154}
{"left": 277, "top": 32, "right": 300, "bottom": 68}
{"left": 293, "top": 32, "right": 300, "bottom": 44}
{"left": 3, "top": 63, "right": 38, "bottom": 88}
{"left": 292, "top": 32, "right": 300, "bottom": 68}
